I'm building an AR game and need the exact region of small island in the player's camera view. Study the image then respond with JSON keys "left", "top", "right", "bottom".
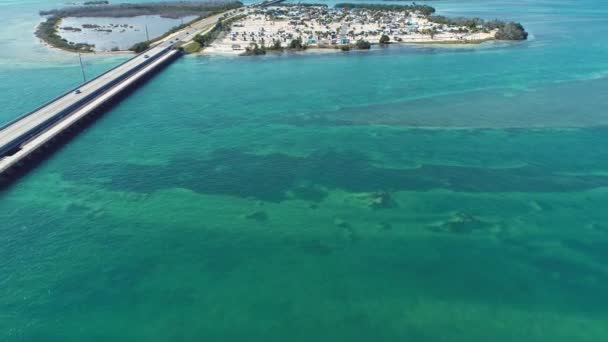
{"left": 199, "top": 3, "right": 528, "bottom": 55}
{"left": 35, "top": 1, "right": 528, "bottom": 55}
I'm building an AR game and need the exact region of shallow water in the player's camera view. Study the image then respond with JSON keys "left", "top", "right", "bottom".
{"left": 2, "top": 0, "right": 608, "bottom": 341}
{"left": 59, "top": 15, "right": 197, "bottom": 51}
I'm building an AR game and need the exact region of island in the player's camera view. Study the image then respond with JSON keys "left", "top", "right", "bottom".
{"left": 35, "top": 1, "right": 528, "bottom": 55}
{"left": 200, "top": 3, "right": 528, "bottom": 55}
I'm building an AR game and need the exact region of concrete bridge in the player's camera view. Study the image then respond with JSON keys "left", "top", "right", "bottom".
{"left": 0, "top": 9, "right": 237, "bottom": 183}
{"left": 0, "top": 43, "right": 182, "bottom": 182}
{"left": 0, "top": 0, "right": 288, "bottom": 184}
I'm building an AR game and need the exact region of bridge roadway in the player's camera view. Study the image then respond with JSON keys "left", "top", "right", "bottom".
{"left": 0, "top": 3, "right": 279, "bottom": 178}
{"left": 0, "top": 10, "right": 237, "bottom": 176}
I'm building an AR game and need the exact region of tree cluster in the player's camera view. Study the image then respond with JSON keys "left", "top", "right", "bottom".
{"left": 130, "top": 41, "right": 150, "bottom": 53}
{"left": 354, "top": 39, "right": 371, "bottom": 49}
{"left": 429, "top": 15, "right": 528, "bottom": 40}
{"left": 241, "top": 43, "right": 266, "bottom": 56}
{"left": 36, "top": 16, "right": 95, "bottom": 52}
{"left": 495, "top": 22, "right": 528, "bottom": 40}
{"left": 40, "top": 1, "right": 243, "bottom": 19}
{"left": 334, "top": 3, "right": 435, "bottom": 16}
{"left": 289, "top": 37, "right": 306, "bottom": 50}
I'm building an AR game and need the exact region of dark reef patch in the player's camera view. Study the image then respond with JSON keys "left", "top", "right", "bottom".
{"left": 562, "top": 239, "right": 608, "bottom": 263}
{"left": 298, "top": 239, "right": 334, "bottom": 255}
{"left": 244, "top": 210, "right": 268, "bottom": 222}
{"left": 61, "top": 149, "right": 608, "bottom": 201}
{"left": 288, "top": 184, "right": 328, "bottom": 202}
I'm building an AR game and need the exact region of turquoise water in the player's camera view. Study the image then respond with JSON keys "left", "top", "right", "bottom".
{"left": 2, "top": 0, "right": 608, "bottom": 341}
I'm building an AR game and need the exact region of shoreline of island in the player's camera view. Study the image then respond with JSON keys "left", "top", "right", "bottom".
{"left": 197, "top": 3, "right": 527, "bottom": 56}
{"left": 34, "top": 1, "right": 528, "bottom": 56}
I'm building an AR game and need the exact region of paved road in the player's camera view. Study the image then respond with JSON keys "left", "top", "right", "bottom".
{"left": 0, "top": 47, "right": 180, "bottom": 174}
{"left": 156, "top": 8, "right": 248, "bottom": 47}
{"left": 0, "top": 9, "right": 240, "bottom": 158}
{"left": 0, "top": 45, "right": 169, "bottom": 154}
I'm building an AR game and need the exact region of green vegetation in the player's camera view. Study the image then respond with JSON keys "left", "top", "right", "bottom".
{"left": 38, "top": 1, "right": 244, "bottom": 53}
{"left": 40, "top": 1, "right": 243, "bottom": 19}
{"left": 83, "top": 1, "right": 109, "bottom": 5}
{"left": 181, "top": 41, "right": 202, "bottom": 54}
{"left": 429, "top": 15, "right": 528, "bottom": 40}
{"left": 379, "top": 34, "right": 390, "bottom": 44}
{"left": 420, "top": 27, "right": 439, "bottom": 39}
{"left": 275, "top": 3, "right": 329, "bottom": 8}
{"left": 129, "top": 41, "right": 150, "bottom": 53}
{"left": 193, "top": 26, "right": 221, "bottom": 47}
{"left": 36, "top": 16, "right": 94, "bottom": 52}
{"left": 354, "top": 39, "right": 371, "bottom": 49}
{"left": 269, "top": 39, "right": 283, "bottom": 51}
{"left": 131, "top": 13, "right": 246, "bottom": 55}
{"left": 130, "top": 15, "right": 206, "bottom": 53}
{"left": 288, "top": 37, "right": 306, "bottom": 50}
{"left": 430, "top": 15, "right": 489, "bottom": 29}
{"left": 334, "top": 3, "right": 435, "bottom": 16}
{"left": 192, "top": 14, "right": 247, "bottom": 51}
{"left": 340, "top": 45, "right": 350, "bottom": 51}
{"left": 332, "top": 1, "right": 526, "bottom": 42}
{"left": 241, "top": 43, "right": 266, "bottom": 56}
{"left": 495, "top": 22, "right": 528, "bottom": 40}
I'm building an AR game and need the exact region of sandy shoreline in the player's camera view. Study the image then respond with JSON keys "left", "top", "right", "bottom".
{"left": 202, "top": 6, "right": 497, "bottom": 56}
{"left": 202, "top": 37, "right": 497, "bottom": 56}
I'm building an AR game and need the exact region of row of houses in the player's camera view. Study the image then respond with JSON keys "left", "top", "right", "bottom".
{"left": 219, "top": 5, "right": 489, "bottom": 50}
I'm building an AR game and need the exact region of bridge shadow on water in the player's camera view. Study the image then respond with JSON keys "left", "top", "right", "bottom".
{"left": 0, "top": 52, "right": 181, "bottom": 191}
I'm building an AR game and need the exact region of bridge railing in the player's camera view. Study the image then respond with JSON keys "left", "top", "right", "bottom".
{"left": 0, "top": 45, "right": 172, "bottom": 132}
{"left": 0, "top": 46, "right": 175, "bottom": 157}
